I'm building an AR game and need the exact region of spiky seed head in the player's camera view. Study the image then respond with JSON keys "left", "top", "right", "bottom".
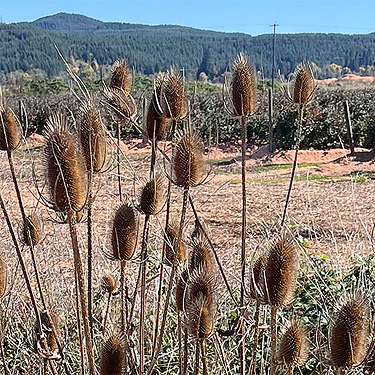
{"left": 189, "top": 238, "right": 214, "bottom": 274}
{"left": 111, "top": 203, "right": 138, "bottom": 261}
{"left": 173, "top": 130, "right": 204, "bottom": 188}
{"left": 159, "top": 68, "right": 188, "bottom": 120}
{"left": 330, "top": 297, "right": 369, "bottom": 369}
{"left": 100, "top": 334, "right": 125, "bottom": 375}
{"left": 249, "top": 255, "right": 266, "bottom": 301}
{"left": 103, "top": 87, "right": 137, "bottom": 121}
{"left": 101, "top": 273, "right": 117, "bottom": 295}
{"left": 186, "top": 267, "right": 216, "bottom": 339}
{"left": 110, "top": 59, "right": 132, "bottom": 93}
{"left": 176, "top": 268, "right": 189, "bottom": 312}
{"left": 292, "top": 62, "right": 315, "bottom": 105}
{"left": 0, "top": 259, "right": 6, "bottom": 298}
{"left": 0, "top": 105, "right": 22, "bottom": 151}
{"left": 264, "top": 240, "right": 299, "bottom": 307}
{"left": 45, "top": 114, "right": 87, "bottom": 213}
{"left": 164, "top": 223, "right": 186, "bottom": 265}
{"left": 139, "top": 177, "right": 162, "bottom": 216}
{"left": 278, "top": 322, "right": 309, "bottom": 368}
{"left": 191, "top": 219, "right": 210, "bottom": 245}
{"left": 231, "top": 53, "right": 257, "bottom": 117}
{"left": 79, "top": 103, "right": 107, "bottom": 173}
{"left": 146, "top": 101, "right": 171, "bottom": 141}
{"left": 22, "top": 215, "right": 43, "bottom": 247}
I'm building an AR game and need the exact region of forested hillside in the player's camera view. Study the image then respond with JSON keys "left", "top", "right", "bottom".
{"left": 1, "top": 12, "right": 375, "bottom": 79}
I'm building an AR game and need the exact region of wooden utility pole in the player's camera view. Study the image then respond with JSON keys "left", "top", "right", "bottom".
{"left": 343, "top": 100, "right": 355, "bottom": 154}
{"left": 268, "top": 22, "right": 278, "bottom": 153}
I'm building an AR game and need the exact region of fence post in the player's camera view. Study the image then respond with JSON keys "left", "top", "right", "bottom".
{"left": 343, "top": 100, "right": 354, "bottom": 155}
{"left": 268, "top": 87, "right": 274, "bottom": 153}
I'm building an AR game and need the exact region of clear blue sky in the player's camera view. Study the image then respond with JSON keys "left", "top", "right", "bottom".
{"left": 0, "top": 0, "right": 374, "bottom": 35}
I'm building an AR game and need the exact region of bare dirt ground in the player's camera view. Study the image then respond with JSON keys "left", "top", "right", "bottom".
{"left": 3, "top": 136, "right": 375, "bottom": 281}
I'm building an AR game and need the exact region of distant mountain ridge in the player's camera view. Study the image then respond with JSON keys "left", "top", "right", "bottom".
{"left": 1, "top": 13, "right": 375, "bottom": 79}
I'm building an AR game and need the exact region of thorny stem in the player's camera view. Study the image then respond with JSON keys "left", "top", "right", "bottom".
{"left": 75, "top": 269, "right": 85, "bottom": 375}
{"left": 147, "top": 188, "right": 189, "bottom": 375}
{"left": 140, "top": 215, "right": 150, "bottom": 375}
{"left": 183, "top": 326, "right": 188, "bottom": 375}
{"left": 87, "top": 187, "right": 93, "bottom": 340}
{"left": 68, "top": 213, "right": 95, "bottom": 375}
{"left": 280, "top": 105, "right": 304, "bottom": 228}
{"left": 178, "top": 312, "right": 183, "bottom": 375}
{"left": 270, "top": 306, "right": 278, "bottom": 375}
{"left": 240, "top": 116, "right": 247, "bottom": 375}
{"left": 117, "top": 122, "right": 122, "bottom": 201}
{"left": 249, "top": 301, "right": 261, "bottom": 375}
{"left": 0, "top": 325, "right": 9, "bottom": 375}
{"left": 188, "top": 196, "right": 237, "bottom": 306}
{"left": 102, "top": 293, "right": 112, "bottom": 333}
{"left": 120, "top": 260, "right": 127, "bottom": 333}
{"left": 201, "top": 339, "right": 208, "bottom": 375}
{"left": 194, "top": 339, "right": 200, "bottom": 375}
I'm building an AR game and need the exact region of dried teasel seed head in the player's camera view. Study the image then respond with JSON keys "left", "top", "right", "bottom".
{"left": 0, "top": 105, "right": 22, "bottom": 151}
{"left": 45, "top": 114, "right": 87, "bottom": 213}
{"left": 230, "top": 53, "right": 257, "bottom": 117}
{"left": 34, "top": 310, "right": 60, "bottom": 355}
{"left": 139, "top": 177, "right": 163, "bottom": 216}
{"left": 146, "top": 100, "right": 171, "bottom": 141}
{"left": 111, "top": 203, "right": 138, "bottom": 261}
{"left": 249, "top": 255, "right": 266, "bottom": 301}
{"left": 103, "top": 87, "right": 137, "bottom": 121}
{"left": 176, "top": 268, "right": 189, "bottom": 312}
{"left": 291, "top": 62, "right": 315, "bottom": 105}
{"left": 159, "top": 68, "right": 188, "bottom": 120}
{"left": 110, "top": 59, "right": 132, "bottom": 94}
{"left": 101, "top": 273, "right": 117, "bottom": 295}
{"left": 0, "top": 259, "right": 6, "bottom": 298}
{"left": 330, "top": 297, "right": 369, "bottom": 369}
{"left": 172, "top": 130, "right": 204, "bottom": 188}
{"left": 189, "top": 238, "right": 214, "bottom": 274}
{"left": 186, "top": 268, "right": 216, "bottom": 339}
{"left": 22, "top": 214, "right": 43, "bottom": 247}
{"left": 278, "top": 321, "right": 309, "bottom": 368}
{"left": 191, "top": 219, "right": 210, "bottom": 244}
{"left": 79, "top": 102, "right": 107, "bottom": 173}
{"left": 264, "top": 240, "right": 299, "bottom": 307}
{"left": 100, "top": 334, "right": 125, "bottom": 375}
{"left": 164, "top": 222, "right": 186, "bottom": 265}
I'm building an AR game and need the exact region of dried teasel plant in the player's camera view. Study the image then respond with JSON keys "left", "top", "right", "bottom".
{"left": 157, "top": 67, "right": 188, "bottom": 120}
{"left": 110, "top": 203, "right": 138, "bottom": 261}
{"left": 100, "top": 334, "right": 125, "bottom": 375}
{"left": 101, "top": 273, "right": 117, "bottom": 295}
{"left": 0, "top": 105, "right": 22, "bottom": 152}
{"left": 285, "top": 61, "right": 316, "bottom": 107}
{"left": 146, "top": 97, "right": 171, "bottom": 142}
{"left": 224, "top": 52, "right": 257, "bottom": 118}
{"left": 164, "top": 222, "right": 186, "bottom": 265}
{"left": 278, "top": 321, "right": 309, "bottom": 372}
{"left": 189, "top": 238, "right": 214, "bottom": 275}
{"left": 330, "top": 296, "right": 369, "bottom": 369}
{"left": 0, "top": 259, "right": 6, "bottom": 298}
{"left": 103, "top": 87, "right": 137, "bottom": 122}
{"left": 22, "top": 214, "right": 44, "bottom": 247}
{"left": 44, "top": 113, "right": 87, "bottom": 214}
{"left": 109, "top": 59, "right": 133, "bottom": 94}
{"left": 264, "top": 239, "right": 299, "bottom": 307}
{"left": 138, "top": 177, "right": 163, "bottom": 216}
{"left": 249, "top": 255, "right": 266, "bottom": 301}
{"left": 280, "top": 62, "right": 316, "bottom": 227}
{"left": 79, "top": 101, "right": 107, "bottom": 174}
{"left": 264, "top": 239, "right": 299, "bottom": 375}
{"left": 172, "top": 129, "right": 204, "bottom": 189}
{"left": 176, "top": 268, "right": 189, "bottom": 313}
